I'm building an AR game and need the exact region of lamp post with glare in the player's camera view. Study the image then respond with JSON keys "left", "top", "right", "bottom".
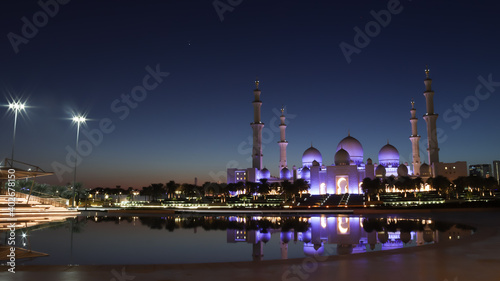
{"left": 8, "top": 101, "right": 26, "bottom": 167}
{"left": 72, "top": 116, "right": 86, "bottom": 208}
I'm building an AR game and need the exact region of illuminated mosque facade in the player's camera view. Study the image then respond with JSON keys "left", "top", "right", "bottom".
{"left": 227, "top": 67, "right": 467, "bottom": 194}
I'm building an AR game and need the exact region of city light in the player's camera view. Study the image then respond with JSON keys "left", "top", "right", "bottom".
{"left": 8, "top": 100, "right": 27, "bottom": 166}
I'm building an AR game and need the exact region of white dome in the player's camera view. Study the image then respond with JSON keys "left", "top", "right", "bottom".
{"left": 397, "top": 164, "right": 408, "bottom": 177}
{"left": 375, "top": 165, "right": 386, "bottom": 177}
{"left": 337, "top": 135, "right": 363, "bottom": 165}
{"left": 281, "top": 231, "right": 293, "bottom": 243}
{"left": 301, "top": 229, "right": 312, "bottom": 243}
{"left": 335, "top": 148, "right": 350, "bottom": 166}
{"left": 301, "top": 166, "right": 310, "bottom": 180}
{"left": 280, "top": 168, "right": 291, "bottom": 180}
{"left": 259, "top": 231, "right": 271, "bottom": 243}
{"left": 260, "top": 168, "right": 270, "bottom": 179}
{"left": 379, "top": 143, "right": 399, "bottom": 166}
{"left": 302, "top": 146, "right": 322, "bottom": 167}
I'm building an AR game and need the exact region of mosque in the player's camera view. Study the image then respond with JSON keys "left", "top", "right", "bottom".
{"left": 227, "top": 67, "right": 467, "bottom": 195}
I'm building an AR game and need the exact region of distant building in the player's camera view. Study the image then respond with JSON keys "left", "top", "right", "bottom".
{"left": 469, "top": 164, "right": 492, "bottom": 178}
{"left": 493, "top": 161, "right": 500, "bottom": 184}
{"left": 435, "top": 162, "right": 468, "bottom": 181}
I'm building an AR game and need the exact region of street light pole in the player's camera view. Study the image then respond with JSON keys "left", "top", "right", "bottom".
{"left": 9, "top": 101, "right": 25, "bottom": 167}
{"left": 72, "top": 116, "right": 86, "bottom": 208}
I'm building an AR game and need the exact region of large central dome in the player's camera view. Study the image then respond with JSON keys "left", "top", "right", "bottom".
{"left": 336, "top": 135, "right": 363, "bottom": 165}
{"left": 302, "top": 145, "right": 322, "bottom": 167}
{"left": 379, "top": 143, "right": 399, "bottom": 167}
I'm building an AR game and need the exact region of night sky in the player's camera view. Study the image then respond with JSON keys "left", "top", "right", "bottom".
{"left": 1, "top": 0, "right": 499, "bottom": 188}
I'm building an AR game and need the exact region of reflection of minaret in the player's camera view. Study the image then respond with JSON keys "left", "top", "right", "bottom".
{"left": 409, "top": 99, "right": 421, "bottom": 175}
{"left": 251, "top": 79, "right": 264, "bottom": 170}
{"left": 278, "top": 106, "right": 288, "bottom": 172}
{"left": 252, "top": 241, "right": 263, "bottom": 261}
{"left": 422, "top": 66, "right": 440, "bottom": 170}
{"left": 280, "top": 241, "right": 288, "bottom": 259}
{"left": 280, "top": 231, "right": 292, "bottom": 259}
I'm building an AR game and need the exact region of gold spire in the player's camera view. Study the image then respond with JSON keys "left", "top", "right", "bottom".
{"left": 348, "top": 129, "right": 350, "bottom": 137}
{"left": 425, "top": 65, "right": 430, "bottom": 79}
{"left": 281, "top": 105, "right": 285, "bottom": 115}
{"left": 411, "top": 98, "right": 415, "bottom": 109}
{"left": 255, "top": 77, "right": 259, "bottom": 89}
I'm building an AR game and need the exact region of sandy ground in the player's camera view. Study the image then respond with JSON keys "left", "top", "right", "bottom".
{"left": 1, "top": 209, "right": 499, "bottom": 281}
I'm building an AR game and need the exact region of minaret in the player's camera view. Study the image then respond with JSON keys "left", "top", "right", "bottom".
{"left": 251, "top": 79, "right": 264, "bottom": 170}
{"left": 278, "top": 106, "right": 288, "bottom": 172}
{"left": 409, "top": 99, "right": 421, "bottom": 175}
{"left": 422, "top": 66, "right": 440, "bottom": 169}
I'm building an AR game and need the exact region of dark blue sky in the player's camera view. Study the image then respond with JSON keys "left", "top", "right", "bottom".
{"left": 1, "top": 0, "right": 499, "bottom": 188}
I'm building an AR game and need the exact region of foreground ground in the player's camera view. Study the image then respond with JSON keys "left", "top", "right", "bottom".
{"left": 1, "top": 209, "right": 499, "bottom": 281}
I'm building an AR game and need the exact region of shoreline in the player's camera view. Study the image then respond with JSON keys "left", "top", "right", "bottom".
{"left": 85, "top": 206, "right": 500, "bottom": 215}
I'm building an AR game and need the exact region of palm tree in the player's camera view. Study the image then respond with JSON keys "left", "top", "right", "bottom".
{"left": 483, "top": 177, "right": 498, "bottom": 196}
{"left": 281, "top": 180, "right": 296, "bottom": 201}
{"left": 361, "top": 177, "right": 382, "bottom": 201}
{"left": 452, "top": 176, "right": 467, "bottom": 198}
{"left": 395, "top": 176, "right": 412, "bottom": 196}
{"left": 384, "top": 175, "right": 396, "bottom": 191}
{"left": 427, "top": 176, "right": 452, "bottom": 198}
{"left": 166, "top": 180, "right": 179, "bottom": 199}
{"left": 246, "top": 181, "right": 259, "bottom": 197}
{"left": 412, "top": 177, "right": 423, "bottom": 191}
{"left": 258, "top": 179, "right": 270, "bottom": 198}
{"left": 293, "top": 179, "right": 310, "bottom": 197}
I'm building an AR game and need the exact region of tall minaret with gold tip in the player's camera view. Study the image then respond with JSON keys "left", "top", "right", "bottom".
{"left": 251, "top": 79, "right": 264, "bottom": 170}
{"left": 422, "top": 66, "right": 440, "bottom": 170}
{"left": 409, "top": 99, "right": 421, "bottom": 175}
{"left": 278, "top": 105, "right": 288, "bottom": 172}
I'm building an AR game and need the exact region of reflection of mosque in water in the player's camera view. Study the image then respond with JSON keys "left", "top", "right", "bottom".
{"left": 226, "top": 216, "right": 474, "bottom": 261}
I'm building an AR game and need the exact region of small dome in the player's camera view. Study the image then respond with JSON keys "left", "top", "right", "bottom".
{"left": 420, "top": 163, "right": 430, "bottom": 176}
{"left": 302, "top": 146, "right": 322, "bottom": 167}
{"left": 301, "top": 229, "right": 312, "bottom": 243}
{"left": 379, "top": 143, "right": 399, "bottom": 166}
{"left": 280, "top": 231, "right": 293, "bottom": 243}
{"left": 378, "top": 231, "right": 389, "bottom": 244}
{"left": 280, "top": 168, "right": 291, "bottom": 180}
{"left": 367, "top": 158, "right": 373, "bottom": 165}
{"left": 301, "top": 166, "right": 310, "bottom": 180}
{"left": 337, "top": 135, "right": 363, "bottom": 165}
{"left": 259, "top": 231, "right": 271, "bottom": 243}
{"left": 397, "top": 164, "right": 408, "bottom": 177}
{"left": 260, "top": 168, "right": 270, "bottom": 179}
{"left": 334, "top": 148, "right": 351, "bottom": 166}
{"left": 375, "top": 165, "right": 386, "bottom": 177}
{"left": 400, "top": 231, "right": 411, "bottom": 244}
{"left": 312, "top": 160, "right": 320, "bottom": 166}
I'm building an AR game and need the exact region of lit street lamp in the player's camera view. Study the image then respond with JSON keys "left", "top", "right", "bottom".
{"left": 72, "top": 115, "right": 86, "bottom": 208}
{"left": 8, "top": 101, "right": 26, "bottom": 167}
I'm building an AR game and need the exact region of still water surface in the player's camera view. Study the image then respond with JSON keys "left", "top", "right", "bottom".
{"left": 6, "top": 212, "right": 475, "bottom": 265}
